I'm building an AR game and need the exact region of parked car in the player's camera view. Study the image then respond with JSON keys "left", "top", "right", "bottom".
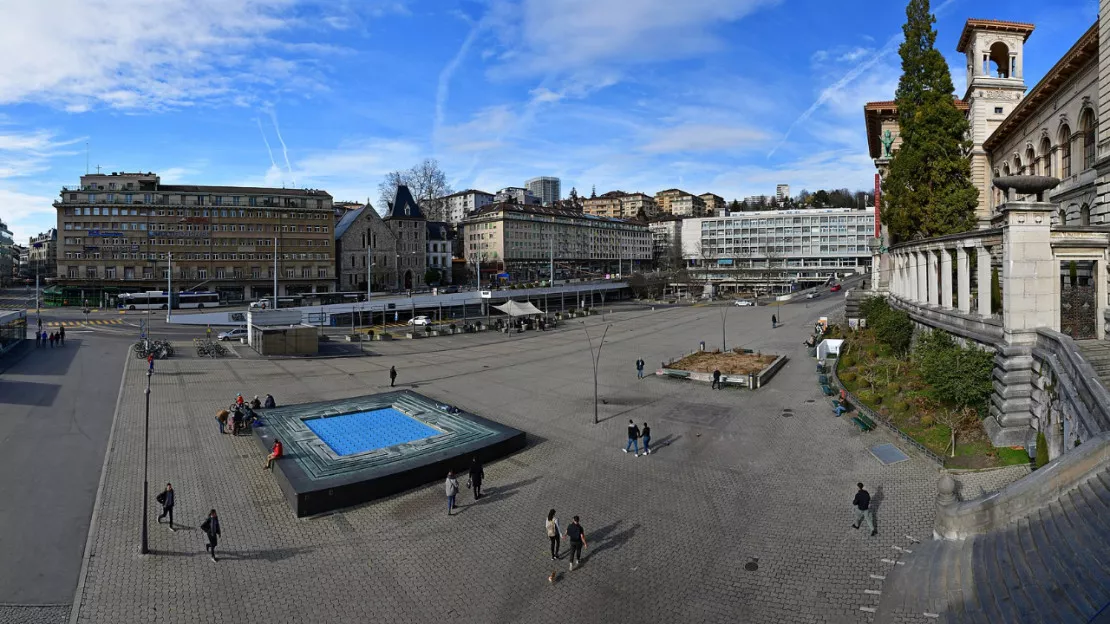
{"left": 217, "top": 327, "right": 248, "bottom": 341}
{"left": 830, "top": 284, "right": 842, "bottom": 292}
{"left": 734, "top": 299, "right": 755, "bottom": 307}
{"left": 407, "top": 315, "right": 432, "bottom": 326}
{"left": 443, "top": 285, "right": 460, "bottom": 294}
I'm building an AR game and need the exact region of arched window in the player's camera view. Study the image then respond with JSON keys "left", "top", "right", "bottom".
{"left": 1058, "top": 208, "right": 1068, "bottom": 226}
{"left": 1039, "top": 137, "right": 1052, "bottom": 176}
{"left": 1059, "top": 124, "right": 1072, "bottom": 177}
{"left": 989, "top": 42, "right": 1011, "bottom": 77}
{"left": 1081, "top": 109, "right": 1097, "bottom": 170}
{"left": 1081, "top": 203, "right": 1091, "bottom": 226}
{"left": 1013, "top": 155, "right": 1023, "bottom": 176}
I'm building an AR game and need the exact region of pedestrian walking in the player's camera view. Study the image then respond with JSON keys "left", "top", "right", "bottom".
{"left": 623, "top": 419, "right": 641, "bottom": 456}
{"left": 564, "top": 515, "right": 587, "bottom": 570}
{"left": 48, "top": 332, "right": 54, "bottom": 348}
{"left": 215, "top": 409, "right": 229, "bottom": 434}
{"left": 711, "top": 369, "right": 721, "bottom": 390}
{"left": 41, "top": 330, "right": 48, "bottom": 346}
{"left": 389, "top": 366, "right": 397, "bottom": 387}
{"left": 445, "top": 471, "right": 460, "bottom": 515}
{"left": 35, "top": 330, "right": 40, "bottom": 348}
{"left": 852, "top": 482, "right": 876, "bottom": 536}
{"left": 200, "top": 509, "right": 221, "bottom": 562}
{"left": 468, "top": 456, "right": 484, "bottom": 500}
{"left": 156, "top": 483, "right": 176, "bottom": 530}
{"left": 546, "top": 509, "right": 561, "bottom": 560}
{"left": 772, "top": 314, "right": 777, "bottom": 329}
{"left": 636, "top": 358, "right": 645, "bottom": 380}
{"left": 641, "top": 422, "right": 651, "bottom": 455}
{"left": 59, "top": 325, "right": 65, "bottom": 346}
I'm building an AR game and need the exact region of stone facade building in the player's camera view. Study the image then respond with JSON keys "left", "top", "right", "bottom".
{"left": 53, "top": 171, "right": 334, "bottom": 303}
{"left": 383, "top": 185, "right": 428, "bottom": 290}
{"left": 334, "top": 204, "right": 397, "bottom": 293}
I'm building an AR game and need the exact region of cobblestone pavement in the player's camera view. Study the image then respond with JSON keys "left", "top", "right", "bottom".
{"left": 73, "top": 300, "right": 942, "bottom": 623}
{"left": 951, "top": 464, "right": 1031, "bottom": 502}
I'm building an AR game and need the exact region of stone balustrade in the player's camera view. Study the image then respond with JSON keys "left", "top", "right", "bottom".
{"left": 888, "top": 228, "right": 1003, "bottom": 323}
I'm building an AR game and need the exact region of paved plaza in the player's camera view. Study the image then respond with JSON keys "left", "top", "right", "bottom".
{"left": 67, "top": 299, "right": 947, "bottom": 623}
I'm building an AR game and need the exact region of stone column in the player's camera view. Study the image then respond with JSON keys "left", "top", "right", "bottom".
{"left": 1001, "top": 203, "right": 1057, "bottom": 344}
{"left": 941, "top": 249, "right": 953, "bottom": 309}
{"left": 917, "top": 251, "right": 928, "bottom": 303}
{"left": 977, "top": 246, "right": 992, "bottom": 318}
{"left": 956, "top": 247, "right": 971, "bottom": 313}
{"left": 906, "top": 253, "right": 917, "bottom": 301}
{"left": 928, "top": 250, "right": 940, "bottom": 306}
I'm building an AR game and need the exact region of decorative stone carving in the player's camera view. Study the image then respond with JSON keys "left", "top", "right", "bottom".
{"left": 980, "top": 90, "right": 1013, "bottom": 100}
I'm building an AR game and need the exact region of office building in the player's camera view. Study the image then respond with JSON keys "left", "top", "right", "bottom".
{"left": 649, "top": 218, "right": 683, "bottom": 270}
{"left": 462, "top": 202, "right": 651, "bottom": 282}
{"left": 682, "top": 208, "right": 875, "bottom": 293}
{"left": 53, "top": 171, "right": 335, "bottom": 304}
{"left": 525, "top": 177, "right": 561, "bottom": 206}
{"left": 439, "top": 189, "right": 495, "bottom": 225}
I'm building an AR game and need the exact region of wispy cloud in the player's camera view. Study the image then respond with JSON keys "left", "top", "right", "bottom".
{"left": 641, "top": 124, "right": 770, "bottom": 153}
{"left": 768, "top": 32, "right": 902, "bottom": 156}
{"left": 434, "top": 17, "right": 485, "bottom": 144}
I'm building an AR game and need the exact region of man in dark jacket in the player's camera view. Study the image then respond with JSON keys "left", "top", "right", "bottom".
{"left": 623, "top": 419, "right": 641, "bottom": 456}
{"left": 201, "top": 509, "right": 221, "bottom": 562}
{"left": 469, "top": 456, "right": 484, "bottom": 500}
{"left": 263, "top": 394, "right": 276, "bottom": 409}
{"left": 389, "top": 366, "right": 397, "bottom": 387}
{"left": 636, "top": 358, "right": 645, "bottom": 380}
{"left": 852, "top": 482, "right": 876, "bottom": 536}
{"left": 711, "top": 369, "right": 722, "bottom": 390}
{"left": 564, "top": 516, "right": 587, "bottom": 570}
{"left": 59, "top": 325, "right": 65, "bottom": 346}
{"left": 156, "top": 483, "right": 175, "bottom": 530}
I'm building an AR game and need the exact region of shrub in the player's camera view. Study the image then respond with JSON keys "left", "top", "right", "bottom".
{"left": 885, "top": 383, "right": 901, "bottom": 396}
{"left": 919, "top": 414, "right": 935, "bottom": 427}
{"left": 915, "top": 329, "right": 995, "bottom": 409}
{"left": 857, "top": 390, "right": 879, "bottom": 406}
{"left": 839, "top": 371, "right": 856, "bottom": 384}
{"left": 892, "top": 401, "right": 909, "bottom": 415}
{"left": 1035, "top": 431, "right": 1049, "bottom": 468}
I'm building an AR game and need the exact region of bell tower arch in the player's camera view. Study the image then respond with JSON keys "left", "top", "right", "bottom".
{"left": 957, "top": 19, "right": 1036, "bottom": 225}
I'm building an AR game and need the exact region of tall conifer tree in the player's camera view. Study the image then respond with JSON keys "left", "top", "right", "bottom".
{"left": 883, "top": 0, "right": 979, "bottom": 242}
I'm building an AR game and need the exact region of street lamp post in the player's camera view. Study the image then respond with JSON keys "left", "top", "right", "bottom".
{"left": 140, "top": 361, "right": 152, "bottom": 554}
{"left": 583, "top": 322, "right": 612, "bottom": 425}
{"left": 720, "top": 304, "right": 728, "bottom": 352}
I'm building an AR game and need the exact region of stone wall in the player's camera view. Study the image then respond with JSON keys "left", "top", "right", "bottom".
{"left": 1030, "top": 328, "right": 1110, "bottom": 458}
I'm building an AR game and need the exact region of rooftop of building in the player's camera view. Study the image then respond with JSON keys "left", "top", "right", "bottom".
{"left": 983, "top": 21, "right": 1098, "bottom": 152}
{"left": 467, "top": 201, "right": 642, "bottom": 225}
{"left": 333, "top": 206, "right": 367, "bottom": 240}
{"left": 157, "top": 184, "right": 332, "bottom": 197}
{"left": 704, "top": 207, "right": 874, "bottom": 219}
{"left": 442, "top": 189, "right": 495, "bottom": 199}
{"left": 863, "top": 98, "right": 970, "bottom": 159}
{"left": 655, "top": 188, "right": 690, "bottom": 196}
{"left": 956, "top": 18, "right": 1036, "bottom": 53}
{"left": 384, "top": 185, "right": 425, "bottom": 221}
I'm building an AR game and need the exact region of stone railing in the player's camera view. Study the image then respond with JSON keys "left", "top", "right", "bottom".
{"left": 1030, "top": 328, "right": 1110, "bottom": 447}
{"left": 933, "top": 431, "right": 1110, "bottom": 540}
{"left": 888, "top": 228, "right": 1002, "bottom": 323}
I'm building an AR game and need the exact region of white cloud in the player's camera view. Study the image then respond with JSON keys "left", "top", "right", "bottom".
{"left": 0, "top": 188, "right": 58, "bottom": 244}
{"left": 0, "top": 129, "right": 83, "bottom": 179}
{"left": 641, "top": 124, "right": 770, "bottom": 153}
{"left": 838, "top": 47, "right": 872, "bottom": 63}
{"left": 491, "top": 0, "right": 780, "bottom": 76}
{"left": 0, "top": 0, "right": 397, "bottom": 111}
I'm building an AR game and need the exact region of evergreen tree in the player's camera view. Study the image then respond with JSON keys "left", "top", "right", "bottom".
{"left": 882, "top": 0, "right": 979, "bottom": 242}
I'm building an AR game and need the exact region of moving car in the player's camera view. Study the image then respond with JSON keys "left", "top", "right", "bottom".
{"left": 442, "top": 285, "right": 460, "bottom": 294}
{"left": 806, "top": 292, "right": 820, "bottom": 299}
{"left": 830, "top": 284, "right": 842, "bottom": 292}
{"left": 407, "top": 315, "right": 432, "bottom": 326}
{"left": 733, "top": 299, "right": 755, "bottom": 307}
{"left": 217, "top": 327, "right": 248, "bottom": 341}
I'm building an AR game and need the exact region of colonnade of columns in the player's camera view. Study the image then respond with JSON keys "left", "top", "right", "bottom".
{"left": 889, "top": 242, "right": 996, "bottom": 319}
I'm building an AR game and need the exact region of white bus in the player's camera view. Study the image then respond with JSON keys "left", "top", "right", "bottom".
{"left": 118, "top": 291, "right": 221, "bottom": 310}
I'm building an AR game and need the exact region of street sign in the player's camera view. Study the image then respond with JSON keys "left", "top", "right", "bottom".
{"left": 480, "top": 290, "right": 492, "bottom": 299}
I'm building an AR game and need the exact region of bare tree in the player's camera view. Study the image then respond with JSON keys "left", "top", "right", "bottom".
{"left": 377, "top": 159, "right": 454, "bottom": 221}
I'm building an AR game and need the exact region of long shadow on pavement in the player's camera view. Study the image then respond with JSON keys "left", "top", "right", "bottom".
{"left": 479, "top": 475, "right": 542, "bottom": 504}
{"left": 0, "top": 338, "right": 83, "bottom": 376}
{"left": 578, "top": 519, "right": 641, "bottom": 564}
{"left": 0, "top": 379, "right": 61, "bottom": 406}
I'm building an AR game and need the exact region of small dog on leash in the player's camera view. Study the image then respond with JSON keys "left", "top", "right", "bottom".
{"left": 548, "top": 571, "right": 557, "bottom": 583}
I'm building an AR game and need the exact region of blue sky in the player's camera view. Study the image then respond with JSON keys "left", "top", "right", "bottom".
{"left": 0, "top": 0, "right": 1098, "bottom": 243}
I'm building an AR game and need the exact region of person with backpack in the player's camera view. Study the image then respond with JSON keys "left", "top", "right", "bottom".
{"left": 564, "top": 516, "right": 587, "bottom": 570}
{"left": 636, "top": 358, "right": 645, "bottom": 380}
{"left": 200, "top": 509, "right": 221, "bottom": 562}
{"left": 445, "top": 471, "right": 460, "bottom": 515}
{"left": 545, "top": 509, "right": 561, "bottom": 560}
{"left": 156, "top": 483, "right": 175, "bottom": 531}
{"left": 623, "top": 419, "right": 641, "bottom": 457}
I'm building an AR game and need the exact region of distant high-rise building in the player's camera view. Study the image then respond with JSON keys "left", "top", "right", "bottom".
{"left": 525, "top": 177, "right": 561, "bottom": 206}
{"left": 776, "top": 184, "right": 791, "bottom": 202}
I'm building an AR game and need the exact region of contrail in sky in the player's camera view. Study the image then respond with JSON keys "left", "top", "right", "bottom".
{"left": 256, "top": 117, "right": 280, "bottom": 184}
{"left": 268, "top": 108, "right": 297, "bottom": 187}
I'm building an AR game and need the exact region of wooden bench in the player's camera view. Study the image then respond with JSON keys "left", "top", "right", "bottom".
{"left": 821, "top": 384, "right": 835, "bottom": 396}
{"left": 851, "top": 412, "right": 876, "bottom": 432}
{"left": 817, "top": 374, "right": 829, "bottom": 386}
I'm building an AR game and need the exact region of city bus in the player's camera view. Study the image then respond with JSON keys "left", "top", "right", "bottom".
{"left": 118, "top": 291, "right": 221, "bottom": 310}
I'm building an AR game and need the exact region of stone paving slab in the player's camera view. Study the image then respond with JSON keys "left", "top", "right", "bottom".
{"left": 72, "top": 299, "right": 939, "bottom": 623}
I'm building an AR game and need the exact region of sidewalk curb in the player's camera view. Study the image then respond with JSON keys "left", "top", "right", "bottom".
{"left": 67, "top": 346, "right": 132, "bottom": 624}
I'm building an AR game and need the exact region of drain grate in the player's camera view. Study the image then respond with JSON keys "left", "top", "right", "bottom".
{"left": 781, "top": 408, "right": 794, "bottom": 418}
{"left": 805, "top": 399, "right": 815, "bottom": 403}
{"left": 744, "top": 557, "right": 759, "bottom": 571}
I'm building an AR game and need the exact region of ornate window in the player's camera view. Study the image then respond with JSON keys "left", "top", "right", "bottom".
{"left": 1059, "top": 124, "right": 1072, "bottom": 178}
{"left": 1039, "top": 137, "right": 1052, "bottom": 176}
{"left": 1081, "top": 109, "right": 1097, "bottom": 170}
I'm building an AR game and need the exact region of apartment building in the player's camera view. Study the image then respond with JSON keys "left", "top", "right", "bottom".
{"left": 461, "top": 202, "right": 651, "bottom": 281}
{"left": 583, "top": 191, "right": 657, "bottom": 219}
{"left": 426, "top": 222, "right": 453, "bottom": 284}
{"left": 440, "top": 189, "right": 495, "bottom": 225}
{"left": 655, "top": 188, "right": 705, "bottom": 216}
{"left": 649, "top": 218, "right": 683, "bottom": 270}
{"left": 494, "top": 187, "right": 541, "bottom": 205}
{"left": 29, "top": 228, "right": 57, "bottom": 281}
{"left": 776, "top": 184, "right": 791, "bottom": 202}
{"left": 525, "top": 177, "right": 561, "bottom": 206}
{"left": 53, "top": 171, "right": 335, "bottom": 303}
{"left": 699, "top": 193, "right": 726, "bottom": 216}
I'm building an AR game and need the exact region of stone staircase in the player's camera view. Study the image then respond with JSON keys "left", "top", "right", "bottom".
{"left": 1076, "top": 339, "right": 1110, "bottom": 390}
{"left": 875, "top": 467, "right": 1110, "bottom": 622}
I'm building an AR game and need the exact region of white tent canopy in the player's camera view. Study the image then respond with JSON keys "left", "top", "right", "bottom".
{"left": 493, "top": 300, "right": 544, "bottom": 317}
